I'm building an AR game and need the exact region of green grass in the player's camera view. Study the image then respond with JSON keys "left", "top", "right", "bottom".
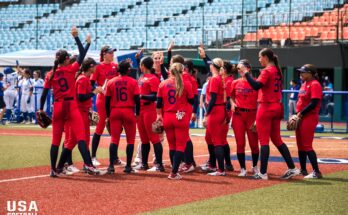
{"left": 146, "top": 171, "right": 348, "bottom": 215}
{"left": 0, "top": 136, "right": 118, "bottom": 170}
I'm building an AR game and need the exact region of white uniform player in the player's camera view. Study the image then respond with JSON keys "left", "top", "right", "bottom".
{"left": 18, "top": 73, "right": 33, "bottom": 124}
{"left": 3, "top": 68, "right": 20, "bottom": 123}
{"left": 32, "top": 74, "right": 45, "bottom": 112}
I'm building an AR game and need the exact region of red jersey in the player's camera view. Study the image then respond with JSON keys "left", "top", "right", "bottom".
{"left": 206, "top": 75, "right": 225, "bottom": 105}
{"left": 43, "top": 62, "right": 80, "bottom": 100}
{"left": 231, "top": 78, "right": 258, "bottom": 109}
{"left": 76, "top": 74, "right": 92, "bottom": 110}
{"left": 182, "top": 71, "right": 198, "bottom": 95}
{"left": 138, "top": 73, "right": 160, "bottom": 108}
{"left": 105, "top": 75, "right": 140, "bottom": 108}
{"left": 296, "top": 79, "right": 322, "bottom": 114}
{"left": 224, "top": 75, "right": 234, "bottom": 96}
{"left": 257, "top": 65, "right": 282, "bottom": 103}
{"left": 91, "top": 62, "right": 119, "bottom": 86}
{"left": 157, "top": 78, "right": 194, "bottom": 112}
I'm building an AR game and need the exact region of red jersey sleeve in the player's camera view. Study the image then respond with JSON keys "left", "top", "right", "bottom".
{"left": 230, "top": 80, "right": 237, "bottom": 99}
{"left": 310, "top": 81, "right": 323, "bottom": 99}
{"left": 185, "top": 81, "right": 194, "bottom": 99}
{"left": 209, "top": 76, "right": 220, "bottom": 94}
{"left": 149, "top": 77, "right": 160, "bottom": 93}
{"left": 76, "top": 78, "right": 87, "bottom": 95}
{"left": 70, "top": 62, "right": 80, "bottom": 73}
{"left": 43, "top": 72, "right": 52, "bottom": 89}
{"left": 157, "top": 82, "right": 164, "bottom": 98}
{"left": 133, "top": 79, "right": 140, "bottom": 95}
{"left": 191, "top": 77, "right": 198, "bottom": 95}
{"left": 257, "top": 69, "right": 269, "bottom": 85}
{"left": 105, "top": 81, "right": 113, "bottom": 97}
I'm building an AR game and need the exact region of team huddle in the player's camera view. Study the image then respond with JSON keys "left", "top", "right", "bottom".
{"left": 36, "top": 27, "right": 323, "bottom": 180}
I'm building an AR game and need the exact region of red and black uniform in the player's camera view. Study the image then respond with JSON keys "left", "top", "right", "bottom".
{"left": 182, "top": 70, "right": 198, "bottom": 166}
{"left": 296, "top": 79, "right": 322, "bottom": 174}
{"left": 90, "top": 62, "right": 118, "bottom": 158}
{"left": 137, "top": 73, "right": 162, "bottom": 168}
{"left": 157, "top": 77, "right": 194, "bottom": 174}
{"left": 65, "top": 74, "right": 93, "bottom": 150}
{"left": 105, "top": 75, "right": 140, "bottom": 169}
{"left": 205, "top": 75, "right": 229, "bottom": 172}
{"left": 245, "top": 65, "right": 296, "bottom": 175}
{"left": 231, "top": 78, "right": 259, "bottom": 169}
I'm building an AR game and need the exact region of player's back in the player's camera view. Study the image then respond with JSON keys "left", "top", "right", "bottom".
{"left": 257, "top": 65, "right": 282, "bottom": 103}
{"left": 107, "top": 75, "right": 139, "bottom": 108}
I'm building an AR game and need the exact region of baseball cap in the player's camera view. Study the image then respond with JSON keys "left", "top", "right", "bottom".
{"left": 296, "top": 66, "right": 312, "bottom": 73}
{"left": 102, "top": 46, "right": 117, "bottom": 54}
{"left": 0, "top": 73, "right": 4, "bottom": 78}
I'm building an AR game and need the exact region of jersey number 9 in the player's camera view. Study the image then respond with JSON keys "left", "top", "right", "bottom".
{"left": 58, "top": 78, "right": 69, "bottom": 92}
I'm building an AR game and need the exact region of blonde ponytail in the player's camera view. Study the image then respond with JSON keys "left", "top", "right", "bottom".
{"left": 170, "top": 63, "right": 184, "bottom": 97}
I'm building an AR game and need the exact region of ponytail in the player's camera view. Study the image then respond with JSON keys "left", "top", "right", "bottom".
{"left": 170, "top": 63, "right": 184, "bottom": 97}
{"left": 50, "top": 59, "right": 59, "bottom": 81}
{"left": 50, "top": 49, "right": 70, "bottom": 81}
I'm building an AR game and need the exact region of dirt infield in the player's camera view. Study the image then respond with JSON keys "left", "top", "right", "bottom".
{"left": 0, "top": 128, "right": 347, "bottom": 214}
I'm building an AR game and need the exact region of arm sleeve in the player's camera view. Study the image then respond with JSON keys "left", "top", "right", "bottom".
{"left": 203, "top": 55, "right": 212, "bottom": 75}
{"left": 134, "top": 95, "right": 140, "bottom": 116}
{"left": 226, "top": 97, "right": 231, "bottom": 111}
{"left": 300, "top": 98, "right": 320, "bottom": 116}
{"left": 206, "top": 92, "right": 217, "bottom": 115}
{"left": 167, "top": 50, "right": 172, "bottom": 69}
{"left": 161, "top": 64, "right": 168, "bottom": 80}
{"left": 192, "top": 94, "right": 198, "bottom": 112}
{"left": 156, "top": 97, "right": 163, "bottom": 109}
{"left": 245, "top": 73, "right": 263, "bottom": 90}
{"left": 141, "top": 92, "right": 157, "bottom": 101}
{"left": 84, "top": 42, "right": 90, "bottom": 53}
{"left": 40, "top": 88, "right": 49, "bottom": 110}
{"left": 78, "top": 93, "right": 94, "bottom": 102}
{"left": 105, "top": 96, "right": 111, "bottom": 117}
{"left": 188, "top": 98, "right": 194, "bottom": 105}
{"left": 75, "top": 36, "right": 87, "bottom": 65}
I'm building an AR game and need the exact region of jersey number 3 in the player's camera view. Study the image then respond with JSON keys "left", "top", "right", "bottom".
{"left": 274, "top": 77, "right": 282, "bottom": 93}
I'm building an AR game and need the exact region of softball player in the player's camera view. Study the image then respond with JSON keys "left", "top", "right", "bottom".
{"left": 90, "top": 45, "right": 119, "bottom": 166}
{"left": 179, "top": 59, "right": 198, "bottom": 173}
{"left": 18, "top": 69, "right": 33, "bottom": 124}
{"left": 64, "top": 57, "right": 102, "bottom": 173}
{"left": 296, "top": 64, "right": 323, "bottom": 179}
{"left": 32, "top": 70, "right": 45, "bottom": 114}
{"left": 40, "top": 27, "right": 104, "bottom": 177}
{"left": 241, "top": 48, "right": 300, "bottom": 180}
{"left": 135, "top": 56, "right": 164, "bottom": 171}
{"left": 0, "top": 73, "right": 7, "bottom": 124}
{"left": 3, "top": 67, "right": 21, "bottom": 124}
{"left": 231, "top": 60, "right": 259, "bottom": 177}
{"left": 220, "top": 61, "right": 235, "bottom": 171}
{"left": 156, "top": 63, "right": 194, "bottom": 180}
{"left": 105, "top": 60, "right": 140, "bottom": 174}
{"left": 203, "top": 58, "right": 229, "bottom": 176}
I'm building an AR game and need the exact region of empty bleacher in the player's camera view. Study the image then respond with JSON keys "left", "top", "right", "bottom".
{"left": 0, "top": 0, "right": 347, "bottom": 54}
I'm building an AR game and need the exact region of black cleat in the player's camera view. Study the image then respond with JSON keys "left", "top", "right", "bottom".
{"left": 300, "top": 169, "right": 308, "bottom": 176}
{"left": 107, "top": 166, "right": 115, "bottom": 174}
{"left": 124, "top": 166, "right": 138, "bottom": 174}
{"left": 225, "top": 164, "right": 234, "bottom": 172}
{"left": 50, "top": 170, "right": 58, "bottom": 178}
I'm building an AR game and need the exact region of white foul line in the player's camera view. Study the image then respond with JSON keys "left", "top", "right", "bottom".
{"left": 0, "top": 174, "right": 49, "bottom": 183}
